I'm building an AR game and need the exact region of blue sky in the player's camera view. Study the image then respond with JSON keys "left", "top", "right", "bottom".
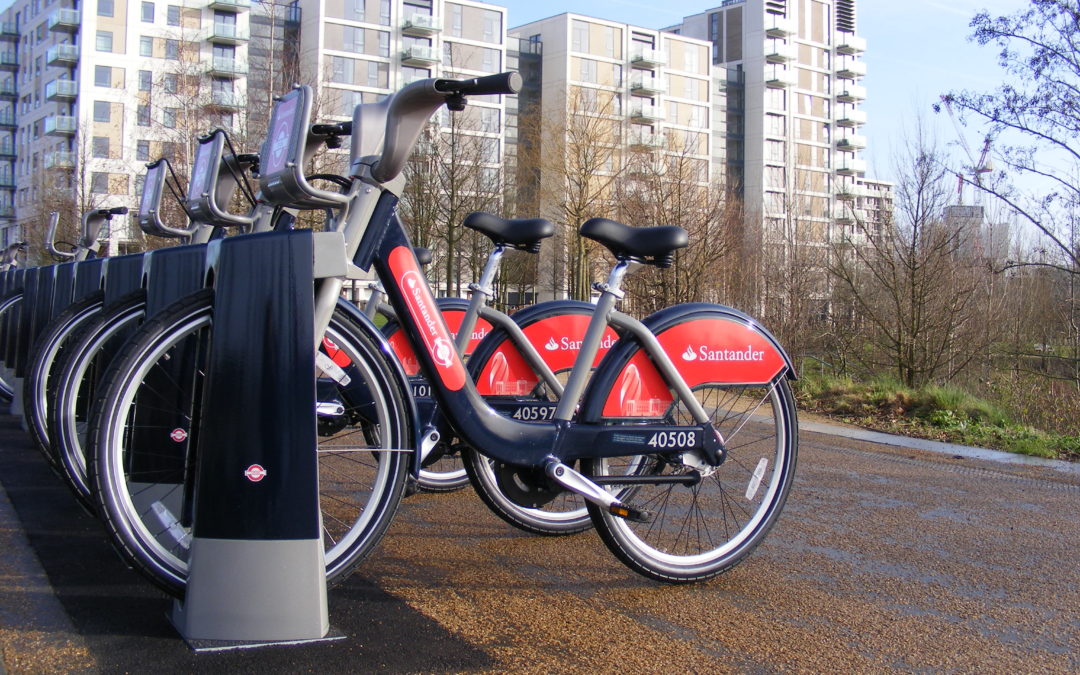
{"left": 498, "top": 0, "right": 1030, "bottom": 183}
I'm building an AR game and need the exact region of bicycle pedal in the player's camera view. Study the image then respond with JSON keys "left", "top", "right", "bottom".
{"left": 609, "top": 503, "right": 652, "bottom": 523}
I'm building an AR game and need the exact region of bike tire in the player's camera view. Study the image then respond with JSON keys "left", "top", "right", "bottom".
{"left": 22, "top": 292, "right": 105, "bottom": 466}
{"left": 49, "top": 291, "right": 146, "bottom": 509}
{"left": 461, "top": 301, "right": 611, "bottom": 536}
{"left": 0, "top": 291, "right": 23, "bottom": 403}
{"left": 89, "top": 290, "right": 412, "bottom": 597}
{"left": 583, "top": 375, "right": 803, "bottom": 583}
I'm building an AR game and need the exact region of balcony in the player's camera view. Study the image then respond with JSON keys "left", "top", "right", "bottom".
{"left": 628, "top": 132, "right": 663, "bottom": 150}
{"left": 765, "top": 42, "right": 797, "bottom": 64}
{"left": 208, "top": 24, "right": 249, "bottom": 44}
{"left": 836, "top": 185, "right": 858, "bottom": 202}
{"left": 45, "top": 151, "right": 76, "bottom": 170}
{"left": 48, "top": 8, "right": 80, "bottom": 33}
{"left": 0, "top": 52, "right": 17, "bottom": 72}
{"left": 836, "top": 158, "right": 867, "bottom": 176}
{"left": 630, "top": 47, "right": 667, "bottom": 69}
{"left": 0, "top": 205, "right": 13, "bottom": 218}
{"left": 209, "top": 90, "right": 243, "bottom": 109}
{"left": 0, "top": 173, "right": 14, "bottom": 189}
{"left": 836, "top": 60, "right": 866, "bottom": 79}
{"left": 209, "top": 57, "right": 247, "bottom": 78}
{"left": 46, "top": 44, "right": 79, "bottom": 67}
{"left": 45, "top": 115, "right": 77, "bottom": 136}
{"left": 629, "top": 104, "right": 664, "bottom": 124}
{"left": 45, "top": 78, "right": 78, "bottom": 102}
{"left": 0, "top": 111, "right": 14, "bottom": 129}
{"left": 630, "top": 73, "right": 664, "bottom": 96}
{"left": 0, "top": 140, "right": 14, "bottom": 159}
{"left": 836, "top": 85, "right": 866, "bottom": 103}
{"left": 837, "top": 109, "right": 867, "bottom": 127}
{"left": 836, "top": 35, "right": 867, "bottom": 55}
{"left": 401, "top": 45, "right": 439, "bottom": 66}
{"left": 836, "top": 135, "right": 867, "bottom": 151}
{"left": 765, "top": 18, "right": 795, "bottom": 38}
{"left": 209, "top": 0, "right": 249, "bottom": 12}
{"left": 402, "top": 13, "right": 441, "bottom": 37}
{"left": 766, "top": 72, "right": 796, "bottom": 89}
{"left": 0, "top": 22, "right": 19, "bottom": 41}
{"left": 0, "top": 80, "right": 15, "bottom": 100}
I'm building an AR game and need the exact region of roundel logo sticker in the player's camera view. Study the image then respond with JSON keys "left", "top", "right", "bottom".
{"left": 169, "top": 428, "right": 188, "bottom": 443}
{"left": 244, "top": 464, "right": 268, "bottom": 482}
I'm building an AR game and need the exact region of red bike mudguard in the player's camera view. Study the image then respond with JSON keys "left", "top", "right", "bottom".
{"left": 581, "top": 303, "right": 796, "bottom": 421}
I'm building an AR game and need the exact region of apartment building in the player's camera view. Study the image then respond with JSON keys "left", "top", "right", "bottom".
{"left": 0, "top": 0, "right": 298, "bottom": 254}
{"left": 668, "top": 0, "right": 885, "bottom": 251}
{"left": 297, "top": 0, "right": 507, "bottom": 161}
{"left": 507, "top": 14, "right": 715, "bottom": 298}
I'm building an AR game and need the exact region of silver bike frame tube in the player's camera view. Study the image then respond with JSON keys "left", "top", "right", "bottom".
{"left": 552, "top": 262, "right": 629, "bottom": 421}
{"left": 454, "top": 245, "right": 503, "bottom": 353}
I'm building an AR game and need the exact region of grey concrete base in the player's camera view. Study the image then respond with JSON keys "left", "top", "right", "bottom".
{"left": 171, "top": 537, "right": 329, "bottom": 642}
{"left": 177, "top": 626, "right": 347, "bottom": 653}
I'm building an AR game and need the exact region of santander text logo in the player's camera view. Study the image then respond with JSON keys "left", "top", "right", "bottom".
{"left": 682, "top": 343, "right": 766, "bottom": 362}
{"left": 544, "top": 337, "right": 559, "bottom": 351}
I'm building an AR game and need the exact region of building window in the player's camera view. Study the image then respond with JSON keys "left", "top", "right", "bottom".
{"left": 138, "top": 70, "right": 152, "bottom": 91}
{"left": 343, "top": 26, "right": 364, "bottom": 53}
{"left": 167, "top": 4, "right": 180, "bottom": 26}
{"left": 93, "top": 100, "right": 110, "bottom": 122}
{"left": 136, "top": 140, "right": 150, "bottom": 161}
{"left": 482, "top": 10, "right": 501, "bottom": 44}
{"left": 139, "top": 36, "right": 153, "bottom": 57}
{"left": 330, "top": 56, "right": 352, "bottom": 85}
{"left": 481, "top": 47, "right": 499, "bottom": 73}
{"left": 92, "top": 136, "right": 109, "bottom": 158}
{"left": 134, "top": 174, "right": 145, "bottom": 197}
{"left": 141, "top": 1, "right": 154, "bottom": 22}
{"left": 378, "top": 31, "right": 389, "bottom": 57}
{"left": 91, "top": 172, "right": 109, "bottom": 194}
{"left": 579, "top": 58, "right": 597, "bottom": 84}
{"left": 163, "top": 73, "right": 177, "bottom": 93}
{"left": 379, "top": 0, "right": 390, "bottom": 26}
{"left": 137, "top": 104, "right": 150, "bottom": 126}
{"left": 94, "top": 65, "right": 111, "bottom": 87}
{"left": 97, "top": 0, "right": 114, "bottom": 17}
{"left": 345, "top": 0, "right": 364, "bottom": 21}
{"left": 162, "top": 107, "right": 176, "bottom": 128}
{"left": 571, "top": 20, "right": 589, "bottom": 53}
{"left": 165, "top": 39, "right": 179, "bottom": 60}
{"left": 96, "top": 30, "right": 113, "bottom": 52}
{"left": 449, "top": 4, "right": 462, "bottom": 37}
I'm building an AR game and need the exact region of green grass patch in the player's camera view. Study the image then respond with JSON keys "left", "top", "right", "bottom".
{"left": 794, "top": 372, "right": 1078, "bottom": 461}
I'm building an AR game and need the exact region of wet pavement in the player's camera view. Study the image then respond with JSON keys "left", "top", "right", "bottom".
{"left": 1, "top": 415, "right": 1077, "bottom": 673}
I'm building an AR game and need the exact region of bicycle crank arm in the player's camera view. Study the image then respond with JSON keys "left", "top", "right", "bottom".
{"left": 543, "top": 459, "right": 653, "bottom": 523}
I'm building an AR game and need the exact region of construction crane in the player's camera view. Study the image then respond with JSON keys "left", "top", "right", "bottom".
{"left": 937, "top": 95, "right": 993, "bottom": 204}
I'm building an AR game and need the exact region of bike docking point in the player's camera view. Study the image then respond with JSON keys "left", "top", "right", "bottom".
{"left": 170, "top": 229, "right": 341, "bottom": 648}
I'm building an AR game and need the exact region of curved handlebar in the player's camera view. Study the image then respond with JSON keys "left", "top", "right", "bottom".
{"left": 44, "top": 211, "right": 74, "bottom": 260}
{"left": 369, "top": 72, "right": 522, "bottom": 184}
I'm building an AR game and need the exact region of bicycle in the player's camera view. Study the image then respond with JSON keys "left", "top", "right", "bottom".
{"left": 89, "top": 74, "right": 798, "bottom": 595}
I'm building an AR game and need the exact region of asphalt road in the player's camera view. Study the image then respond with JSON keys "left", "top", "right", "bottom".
{"left": 1, "top": 415, "right": 1077, "bottom": 673}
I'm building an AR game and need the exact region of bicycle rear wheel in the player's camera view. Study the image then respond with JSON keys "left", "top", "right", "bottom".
{"left": 0, "top": 291, "right": 23, "bottom": 403}
{"left": 90, "top": 291, "right": 412, "bottom": 596}
{"left": 582, "top": 377, "right": 798, "bottom": 583}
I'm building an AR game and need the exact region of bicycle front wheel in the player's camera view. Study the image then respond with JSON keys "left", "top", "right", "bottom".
{"left": 90, "top": 291, "right": 412, "bottom": 596}
{"left": 582, "top": 378, "right": 798, "bottom": 583}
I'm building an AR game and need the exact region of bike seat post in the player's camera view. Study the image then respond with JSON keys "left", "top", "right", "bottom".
{"left": 552, "top": 260, "right": 631, "bottom": 421}
{"left": 454, "top": 243, "right": 504, "bottom": 353}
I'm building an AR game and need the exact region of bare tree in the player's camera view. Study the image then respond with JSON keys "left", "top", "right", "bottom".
{"left": 945, "top": 0, "right": 1080, "bottom": 386}
{"left": 829, "top": 126, "right": 987, "bottom": 387}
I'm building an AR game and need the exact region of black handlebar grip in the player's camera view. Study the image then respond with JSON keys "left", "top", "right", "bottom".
{"left": 311, "top": 122, "right": 353, "bottom": 136}
{"left": 436, "top": 72, "right": 522, "bottom": 96}
{"left": 109, "top": 207, "right": 130, "bottom": 216}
